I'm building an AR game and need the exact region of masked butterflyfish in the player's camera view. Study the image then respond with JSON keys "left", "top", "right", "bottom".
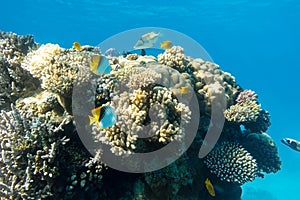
{"left": 160, "top": 40, "right": 173, "bottom": 50}
{"left": 89, "top": 105, "right": 117, "bottom": 128}
{"left": 133, "top": 32, "right": 161, "bottom": 50}
{"left": 73, "top": 42, "right": 82, "bottom": 51}
{"left": 205, "top": 178, "right": 216, "bottom": 197}
{"left": 89, "top": 55, "right": 112, "bottom": 75}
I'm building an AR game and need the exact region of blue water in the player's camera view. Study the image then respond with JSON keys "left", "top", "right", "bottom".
{"left": 1, "top": 0, "right": 300, "bottom": 199}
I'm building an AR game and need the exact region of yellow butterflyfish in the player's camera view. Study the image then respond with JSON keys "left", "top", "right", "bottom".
{"left": 73, "top": 42, "right": 82, "bottom": 51}
{"left": 88, "top": 106, "right": 117, "bottom": 128}
{"left": 160, "top": 40, "right": 173, "bottom": 50}
{"left": 205, "top": 178, "right": 216, "bottom": 197}
{"left": 89, "top": 55, "right": 112, "bottom": 75}
{"left": 89, "top": 55, "right": 101, "bottom": 74}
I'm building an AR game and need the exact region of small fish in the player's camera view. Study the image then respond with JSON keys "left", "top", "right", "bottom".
{"left": 160, "top": 40, "right": 173, "bottom": 49}
{"left": 281, "top": 138, "right": 300, "bottom": 152}
{"left": 89, "top": 55, "right": 112, "bottom": 75}
{"left": 73, "top": 42, "right": 82, "bottom": 51}
{"left": 88, "top": 105, "right": 117, "bottom": 128}
{"left": 127, "top": 48, "right": 165, "bottom": 57}
{"left": 177, "top": 85, "right": 192, "bottom": 94}
{"left": 205, "top": 178, "right": 216, "bottom": 197}
{"left": 133, "top": 32, "right": 161, "bottom": 50}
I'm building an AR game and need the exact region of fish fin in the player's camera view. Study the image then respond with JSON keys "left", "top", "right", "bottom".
{"left": 89, "top": 115, "right": 96, "bottom": 125}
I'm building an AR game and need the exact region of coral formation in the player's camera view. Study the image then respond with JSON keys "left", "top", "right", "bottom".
{"left": 0, "top": 30, "right": 281, "bottom": 200}
{"left": 224, "top": 89, "right": 272, "bottom": 133}
{"left": 158, "top": 46, "right": 189, "bottom": 72}
{"left": 0, "top": 105, "right": 68, "bottom": 199}
{"left": 224, "top": 100, "right": 261, "bottom": 123}
{"left": 0, "top": 31, "right": 39, "bottom": 111}
{"left": 203, "top": 141, "right": 258, "bottom": 185}
{"left": 235, "top": 89, "right": 258, "bottom": 104}
{"left": 240, "top": 132, "right": 281, "bottom": 174}
{"left": 21, "top": 43, "right": 94, "bottom": 98}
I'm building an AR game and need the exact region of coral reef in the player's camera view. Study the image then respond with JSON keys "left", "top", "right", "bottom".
{"left": 0, "top": 30, "right": 281, "bottom": 200}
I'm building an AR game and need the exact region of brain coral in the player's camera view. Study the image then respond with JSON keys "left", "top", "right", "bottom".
{"left": 203, "top": 141, "right": 258, "bottom": 185}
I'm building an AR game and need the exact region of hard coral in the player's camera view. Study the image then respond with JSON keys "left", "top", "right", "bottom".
{"left": 203, "top": 141, "right": 258, "bottom": 185}
{"left": 0, "top": 106, "right": 69, "bottom": 199}
{"left": 224, "top": 100, "right": 261, "bottom": 123}
{"left": 236, "top": 89, "right": 258, "bottom": 104}
{"left": 0, "top": 31, "right": 39, "bottom": 110}
{"left": 240, "top": 132, "right": 281, "bottom": 174}
{"left": 158, "top": 46, "right": 189, "bottom": 72}
{"left": 22, "top": 43, "right": 94, "bottom": 97}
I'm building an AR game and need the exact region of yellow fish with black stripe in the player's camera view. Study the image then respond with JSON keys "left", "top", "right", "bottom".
{"left": 89, "top": 105, "right": 117, "bottom": 128}
{"left": 89, "top": 55, "right": 112, "bottom": 75}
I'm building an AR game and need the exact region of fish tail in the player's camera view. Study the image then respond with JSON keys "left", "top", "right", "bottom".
{"left": 89, "top": 115, "right": 97, "bottom": 125}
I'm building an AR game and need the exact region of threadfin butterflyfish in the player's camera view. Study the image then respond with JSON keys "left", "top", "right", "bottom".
{"left": 160, "top": 40, "right": 173, "bottom": 50}
{"left": 73, "top": 42, "right": 82, "bottom": 51}
{"left": 133, "top": 32, "right": 161, "bottom": 50}
{"left": 205, "top": 178, "right": 216, "bottom": 197}
{"left": 89, "top": 55, "right": 112, "bottom": 75}
{"left": 89, "top": 105, "right": 117, "bottom": 128}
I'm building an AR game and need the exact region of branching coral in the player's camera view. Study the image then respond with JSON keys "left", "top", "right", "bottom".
{"left": 224, "top": 89, "right": 271, "bottom": 132}
{"left": 236, "top": 89, "right": 258, "bottom": 104}
{"left": 224, "top": 100, "right": 261, "bottom": 123}
{"left": 0, "top": 31, "right": 39, "bottom": 110}
{"left": 0, "top": 106, "right": 69, "bottom": 199}
{"left": 158, "top": 46, "right": 189, "bottom": 72}
{"left": 240, "top": 132, "right": 281, "bottom": 174}
{"left": 203, "top": 141, "right": 258, "bottom": 185}
{"left": 21, "top": 43, "right": 94, "bottom": 97}
{"left": 244, "top": 109, "right": 271, "bottom": 133}
{"left": 92, "top": 83, "right": 191, "bottom": 156}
